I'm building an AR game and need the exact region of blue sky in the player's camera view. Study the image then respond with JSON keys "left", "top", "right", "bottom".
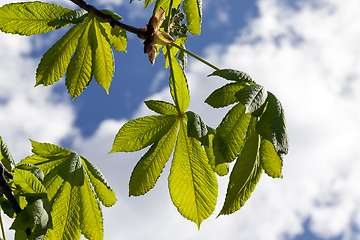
{"left": 0, "top": 0, "right": 360, "bottom": 239}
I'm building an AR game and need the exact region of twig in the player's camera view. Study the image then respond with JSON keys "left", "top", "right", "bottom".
{"left": 69, "top": 0, "right": 151, "bottom": 39}
{"left": 0, "top": 162, "right": 30, "bottom": 237}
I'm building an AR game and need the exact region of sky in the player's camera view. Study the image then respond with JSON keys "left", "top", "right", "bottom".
{"left": 0, "top": 0, "right": 360, "bottom": 239}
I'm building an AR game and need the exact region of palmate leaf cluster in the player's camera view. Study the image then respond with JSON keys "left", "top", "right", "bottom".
{"left": 0, "top": 137, "right": 116, "bottom": 240}
{"left": 0, "top": 1, "right": 127, "bottom": 99}
{"left": 0, "top": 0, "right": 289, "bottom": 237}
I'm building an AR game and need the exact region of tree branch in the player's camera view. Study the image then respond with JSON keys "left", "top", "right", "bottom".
{"left": 0, "top": 162, "right": 30, "bottom": 237}
{"left": 69, "top": 0, "right": 151, "bottom": 39}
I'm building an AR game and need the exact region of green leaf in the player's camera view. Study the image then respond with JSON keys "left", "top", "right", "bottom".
{"left": 145, "top": 0, "right": 156, "bottom": 9}
{"left": 168, "top": 121, "right": 217, "bottom": 229}
{"left": 35, "top": 17, "right": 91, "bottom": 86}
{"left": 167, "top": 46, "right": 190, "bottom": 113}
{"left": 57, "top": 152, "right": 84, "bottom": 187}
{"left": 205, "top": 82, "right": 247, "bottom": 108}
{"left": 50, "top": 182, "right": 81, "bottom": 240}
{"left": 183, "top": 0, "right": 202, "bottom": 35}
{"left": 110, "top": 115, "right": 177, "bottom": 153}
{"left": 90, "top": 20, "right": 114, "bottom": 94}
{"left": 30, "top": 139, "right": 69, "bottom": 158}
{"left": 0, "top": 2, "right": 72, "bottom": 36}
{"left": 208, "top": 69, "right": 255, "bottom": 83}
{"left": 185, "top": 111, "right": 207, "bottom": 140}
{"left": 100, "top": 10, "right": 122, "bottom": 21}
{"left": 256, "top": 92, "right": 289, "bottom": 155}
{"left": 19, "top": 140, "right": 116, "bottom": 240}
{"left": 201, "top": 132, "right": 228, "bottom": 176}
{"left": 0, "top": 136, "right": 15, "bottom": 171}
{"left": 79, "top": 174, "right": 103, "bottom": 240}
{"left": 100, "top": 22, "right": 127, "bottom": 52}
{"left": 81, "top": 157, "right": 116, "bottom": 207}
{"left": 13, "top": 169, "right": 47, "bottom": 198}
{"left": 213, "top": 103, "right": 251, "bottom": 165}
{"left": 219, "top": 117, "right": 263, "bottom": 216}
{"left": 153, "top": 0, "right": 182, "bottom": 16}
{"left": 65, "top": 22, "right": 93, "bottom": 99}
{"left": 163, "top": 35, "right": 187, "bottom": 69}
{"left": 49, "top": 9, "right": 88, "bottom": 30}
{"left": 129, "top": 120, "right": 179, "bottom": 196}
{"left": 235, "top": 84, "right": 268, "bottom": 116}
{"left": 260, "top": 138, "right": 283, "bottom": 178}
{"left": 144, "top": 100, "right": 178, "bottom": 115}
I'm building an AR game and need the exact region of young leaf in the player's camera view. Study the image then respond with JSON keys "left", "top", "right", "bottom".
{"left": 49, "top": 9, "right": 88, "bottom": 29}
{"left": 168, "top": 46, "right": 190, "bottom": 113}
{"left": 201, "top": 132, "right": 229, "bottom": 176}
{"left": 168, "top": 121, "right": 217, "bottom": 229}
{"left": 0, "top": 136, "right": 15, "bottom": 171}
{"left": 163, "top": 35, "right": 188, "bottom": 69}
{"left": 65, "top": 23, "right": 93, "bottom": 99}
{"left": 219, "top": 117, "right": 263, "bottom": 216}
{"left": 256, "top": 92, "right": 289, "bottom": 155}
{"left": 213, "top": 103, "right": 251, "bottom": 165}
{"left": 90, "top": 20, "right": 114, "bottom": 94}
{"left": 260, "top": 138, "right": 283, "bottom": 178}
{"left": 50, "top": 182, "right": 81, "bottom": 240}
{"left": 100, "top": 22, "right": 127, "bottom": 52}
{"left": 145, "top": 100, "right": 178, "bottom": 115}
{"left": 79, "top": 174, "right": 104, "bottom": 240}
{"left": 235, "top": 84, "right": 268, "bottom": 116}
{"left": 183, "top": 0, "right": 202, "bottom": 35}
{"left": 81, "top": 157, "right": 117, "bottom": 207}
{"left": 185, "top": 111, "right": 207, "bottom": 140}
{"left": 208, "top": 69, "right": 255, "bottom": 84}
{"left": 0, "top": 2, "right": 72, "bottom": 36}
{"left": 205, "top": 82, "right": 247, "bottom": 108}
{"left": 153, "top": 0, "right": 182, "bottom": 17}
{"left": 13, "top": 169, "right": 47, "bottom": 198}
{"left": 129, "top": 120, "right": 179, "bottom": 196}
{"left": 35, "top": 17, "right": 91, "bottom": 86}
{"left": 110, "top": 115, "right": 177, "bottom": 153}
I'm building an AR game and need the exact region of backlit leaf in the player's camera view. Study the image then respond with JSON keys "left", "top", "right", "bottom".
{"left": 168, "top": 121, "right": 217, "bottom": 229}
{"left": 260, "top": 138, "right": 283, "bottom": 178}
{"left": 129, "top": 120, "right": 179, "bottom": 196}
{"left": 183, "top": 0, "right": 202, "bottom": 35}
{"left": 81, "top": 157, "right": 116, "bottom": 207}
{"left": 35, "top": 17, "right": 91, "bottom": 86}
{"left": 213, "top": 103, "right": 251, "bottom": 165}
{"left": 90, "top": 20, "right": 114, "bottom": 94}
{"left": 256, "top": 92, "right": 289, "bottom": 155}
{"left": 219, "top": 117, "right": 263, "bottom": 215}
{"left": 65, "top": 22, "right": 92, "bottom": 99}
{"left": 13, "top": 169, "right": 47, "bottom": 197}
{"left": 0, "top": 2, "right": 72, "bottom": 36}
{"left": 201, "top": 132, "right": 228, "bottom": 176}
{"left": 110, "top": 115, "right": 177, "bottom": 153}
{"left": 167, "top": 46, "right": 190, "bottom": 113}
{"left": 145, "top": 100, "right": 178, "bottom": 115}
{"left": 100, "top": 22, "right": 127, "bottom": 52}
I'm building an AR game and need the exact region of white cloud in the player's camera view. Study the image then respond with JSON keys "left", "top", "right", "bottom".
{"left": 1, "top": 0, "right": 360, "bottom": 239}
{"left": 72, "top": 0, "right": 360, "bottom": 239}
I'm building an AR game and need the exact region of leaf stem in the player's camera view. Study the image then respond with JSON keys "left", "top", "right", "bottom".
{"left": 171, "top": 42, "right": 220, "bottom": 71}
{"left": 0, "top": 212, "right": 6, "bottom": 240}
